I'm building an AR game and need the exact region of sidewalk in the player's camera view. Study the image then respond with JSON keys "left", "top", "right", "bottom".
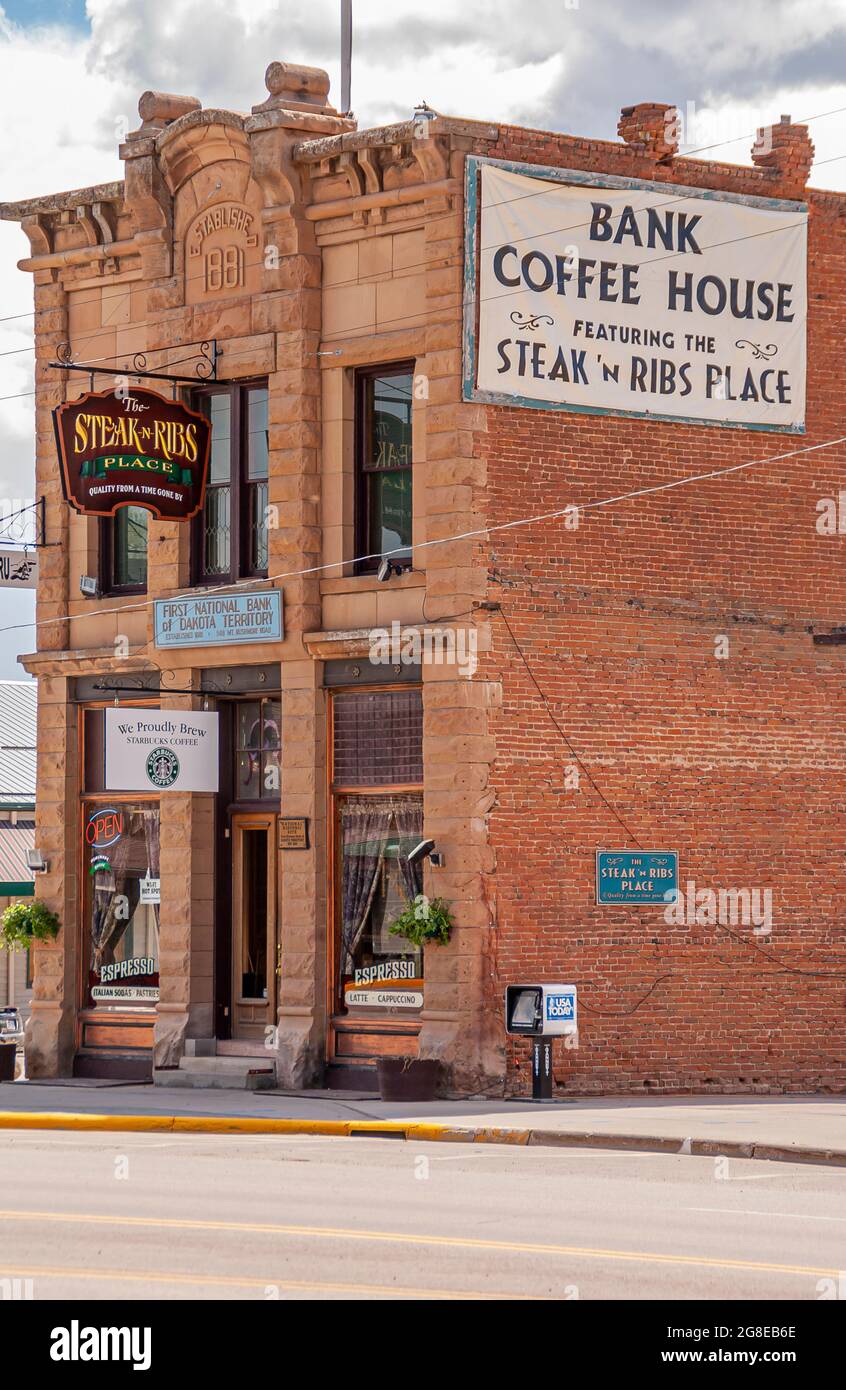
{"left": 1, "top": 1081, "right": 844, "bottom": 1166}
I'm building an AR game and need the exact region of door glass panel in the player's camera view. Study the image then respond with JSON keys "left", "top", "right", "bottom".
{"left": 337, "top": 795, "right": 424, "bottom": 1017}
{"left": 241, "top": 828, "right": 268, "bottom": 1000}
{"left": 84, "top": 805, "right": 160, "bottom": 1011}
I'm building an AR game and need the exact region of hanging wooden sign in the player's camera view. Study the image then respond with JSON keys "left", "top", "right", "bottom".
{"left": 0, "top": 548, "right": 37, "bottom": 589}
{"left": 52, "top": 386, "right": 211, "bottom": 521}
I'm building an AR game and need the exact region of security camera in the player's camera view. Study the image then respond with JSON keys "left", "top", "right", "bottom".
{"left": 26, "top": 849, "right": 48, "bottom": 875}
{"left": 407, "top": 838, "right": 436, "bottom": 867}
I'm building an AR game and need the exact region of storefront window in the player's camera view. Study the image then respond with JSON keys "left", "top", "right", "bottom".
{"left": 338, "top": 795, "right": 424, "bottom": 1017}
{"left": 235, "top": 699, "right": 281, "bottom": 801}
{"left": 84, "top": 804, "right": 160, "bottom": 1010}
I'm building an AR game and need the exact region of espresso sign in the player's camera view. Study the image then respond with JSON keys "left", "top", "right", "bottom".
{"left": 53, "top": 387, "right": 211, "bottom": 521}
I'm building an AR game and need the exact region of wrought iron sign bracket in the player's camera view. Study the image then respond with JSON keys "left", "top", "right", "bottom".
{"left": 49, "top": 340, "right": 218, "bottom": 387}
{"left": 93, "top": 673, "right": 228, "bottom": 698}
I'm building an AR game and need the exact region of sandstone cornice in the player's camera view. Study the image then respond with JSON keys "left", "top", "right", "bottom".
{"left": 246, "top": 108, "right": 355, "bottom": 139}
{"left": 0, "top": 181, "right": 125, "bottom": 223}
{"left": 19, "top": 649, "right": 158, "bottom": 679}
{"left": 293, "top": 116, "right": 500, "bottom": 163}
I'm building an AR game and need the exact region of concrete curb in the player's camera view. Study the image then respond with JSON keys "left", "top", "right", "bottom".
{"left": 0, "top": 1110, "right": 844, "bottom": 1167}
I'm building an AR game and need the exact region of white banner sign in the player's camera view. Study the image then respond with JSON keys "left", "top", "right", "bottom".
{"left": 105, "top": 708, "right": 219, "bottom": 793}
{"left": 472, "top": 163, "right": 807, "bottom": 430}
{"left": 344, "top": 989, "right": 424, "bottom": 1010}
{"left": 140, "top": 877, "right": 161, "bottom": 904}
{"left": 0, "top": 549, "right": 37, "bottom": 589}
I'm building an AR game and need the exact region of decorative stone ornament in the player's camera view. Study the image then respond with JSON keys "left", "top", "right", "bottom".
{"left": 137, "top": 90, "right": 202, "bottom": 133}
{"left": 252, "top": 61, "right": 336, "bottom": 115}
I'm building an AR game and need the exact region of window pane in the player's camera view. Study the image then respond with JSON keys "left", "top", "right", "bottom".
{"left": 203, "top": 486, "right": 231, "bottom": 575}
{"left": 361, "top": 372, "right": 413, "bottom": 565}
{"left": 237, "top": 703, "right": 262, "bottom": 750}
{"left": 333, "top": 690, "right": 423, "bottom": 787}
{"left": 367, "top": 374, "right": 413, "bottom": 471}
{"left": 260, "top": 700, "right": 281, "bottom": 800}
{"left": 250, "top": 480, "right": 269, "bottom": 574}
{"left": 85, "top": 806, "right": 160, "bottom": 1012}
{"left": 368, "top": 469, "right": 412, "bottom": 558}
{"left": 113, "top": 505, "right": 148, "bottom": 588}
{"left": 338, "top": 794, "right": 424, "bottom": 1017}
{"left": 247, "top": 388, "right": 269, "bottom": 480}
{"left": 207, "top": 395, "right": 231, "bottom": 484}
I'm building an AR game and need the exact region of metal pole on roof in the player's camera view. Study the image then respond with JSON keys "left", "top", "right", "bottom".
{"left": 341, "top": 0, "right": 353, "bottom": 115}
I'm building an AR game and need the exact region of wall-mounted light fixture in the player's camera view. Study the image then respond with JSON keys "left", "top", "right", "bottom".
{"left": 25, "top": 849, "right": 48, "bottom": 875}
{"left": 378, "top": 558, "right": 403, "bottom": 583}
{"left": 407, "top": 838, "right": 444, "bottom": 868}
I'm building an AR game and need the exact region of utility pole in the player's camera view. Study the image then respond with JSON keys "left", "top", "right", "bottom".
{"left": 341, "top": 0, "right": 353, "bottom": 115}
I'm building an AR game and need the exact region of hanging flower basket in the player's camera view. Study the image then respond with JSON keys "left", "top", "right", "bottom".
{"left": 0, "top": 900, "right": 60, "bottom": 952}
{"left": 388, "top": 895, "right": 453, "bottom": 949}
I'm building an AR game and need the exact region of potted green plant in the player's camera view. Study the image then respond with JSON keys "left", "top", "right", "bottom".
{"left": 0, "top": 899, "right": 60, "bottom": 953}
{"left": 388, "top": 894, "right": 453, "bottom": 949}
{"left": 376, "top": 896, "right": 454, "bottom": 1102}
{"left": 0, "top": 902, "right": 56, "bottom": 1083}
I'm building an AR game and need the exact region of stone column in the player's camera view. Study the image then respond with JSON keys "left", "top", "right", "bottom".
{"left": 417, "top": 181, "right": 501, "bottom": 1092}
{"left": 25, "top": 243, "right": 75, "bottom": 1077}
{"left": 153, "top": 679, "right": 215, "bottom": 1066}
{"left": 274, "top": 660, "right": 327, "bottom": 1086}
{"left": 26, "top": 675, "right": 79, "bottom": 1077}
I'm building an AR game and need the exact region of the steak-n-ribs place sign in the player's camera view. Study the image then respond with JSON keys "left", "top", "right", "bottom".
{"left": 53, "top": 387, "right": 212, "bottom": 521}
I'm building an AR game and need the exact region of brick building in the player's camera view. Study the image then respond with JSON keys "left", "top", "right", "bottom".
{"left": 1, "top": 62, "right": 844, "bottom": 1093}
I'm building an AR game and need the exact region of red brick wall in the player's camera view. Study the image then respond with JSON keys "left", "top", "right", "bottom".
{"left": 470, "top": 123, "right": 846, "bottom": 1095}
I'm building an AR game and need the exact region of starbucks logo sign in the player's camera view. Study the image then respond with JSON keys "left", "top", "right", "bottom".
{"left": 146, "top": 747, "right": 180, "bottom": 789}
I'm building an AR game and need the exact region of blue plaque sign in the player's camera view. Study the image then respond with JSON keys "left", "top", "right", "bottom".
{"left": 154, "top": 590, "right": 283, "bottom": 649}
{"left": 596, "top": 851, "right": 678, "bottom": 905}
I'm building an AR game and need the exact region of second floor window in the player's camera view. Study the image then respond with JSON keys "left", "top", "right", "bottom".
{"left": 101, "top": 505, "right": 149, "bottom": 594}
{"left": 355, "top": 365, "right": 414, "bottom": 573}
{"left": 193, "top": 382, "right": 269, "bottom": 585}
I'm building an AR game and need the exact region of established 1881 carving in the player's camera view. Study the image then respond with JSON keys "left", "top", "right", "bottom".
{"left": 186, "top": 202, "right": 259, "bottom": 302}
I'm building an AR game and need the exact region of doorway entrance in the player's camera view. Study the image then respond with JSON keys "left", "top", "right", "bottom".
{"left": 210, "top": 683, "right": 282, "bottom": 1047}
{"left": 230, "top": 812, "right": 276, "bottom": 1041}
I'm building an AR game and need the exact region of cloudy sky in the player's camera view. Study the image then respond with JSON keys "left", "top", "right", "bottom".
{"left": 0, "top": 0, "right": 844, "bottom": 676}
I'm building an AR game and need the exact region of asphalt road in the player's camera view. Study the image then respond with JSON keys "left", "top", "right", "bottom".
{"left": 0, "top": 1130, "right": 845, "bottom": 1300}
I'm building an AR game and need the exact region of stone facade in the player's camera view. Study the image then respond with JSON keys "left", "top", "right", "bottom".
{"left": 2, "top": 72, "right": 843, "bottom": 1095}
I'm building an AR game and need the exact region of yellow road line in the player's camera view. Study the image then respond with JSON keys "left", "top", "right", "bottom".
{"left": 0, "top": 1209, "right": 836, "bottom": 1279}
{"left": 0, "top": 1264, "right": 534, "bottom": 1301}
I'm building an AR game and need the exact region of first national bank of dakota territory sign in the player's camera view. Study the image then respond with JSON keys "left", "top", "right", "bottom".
{"left": 53, "top": 387, "right": 211, "bottom": 521}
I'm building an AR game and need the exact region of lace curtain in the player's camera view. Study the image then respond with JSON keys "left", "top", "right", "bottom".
{"left": 340, "top": 796, "right": 423, "bottom": 976}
